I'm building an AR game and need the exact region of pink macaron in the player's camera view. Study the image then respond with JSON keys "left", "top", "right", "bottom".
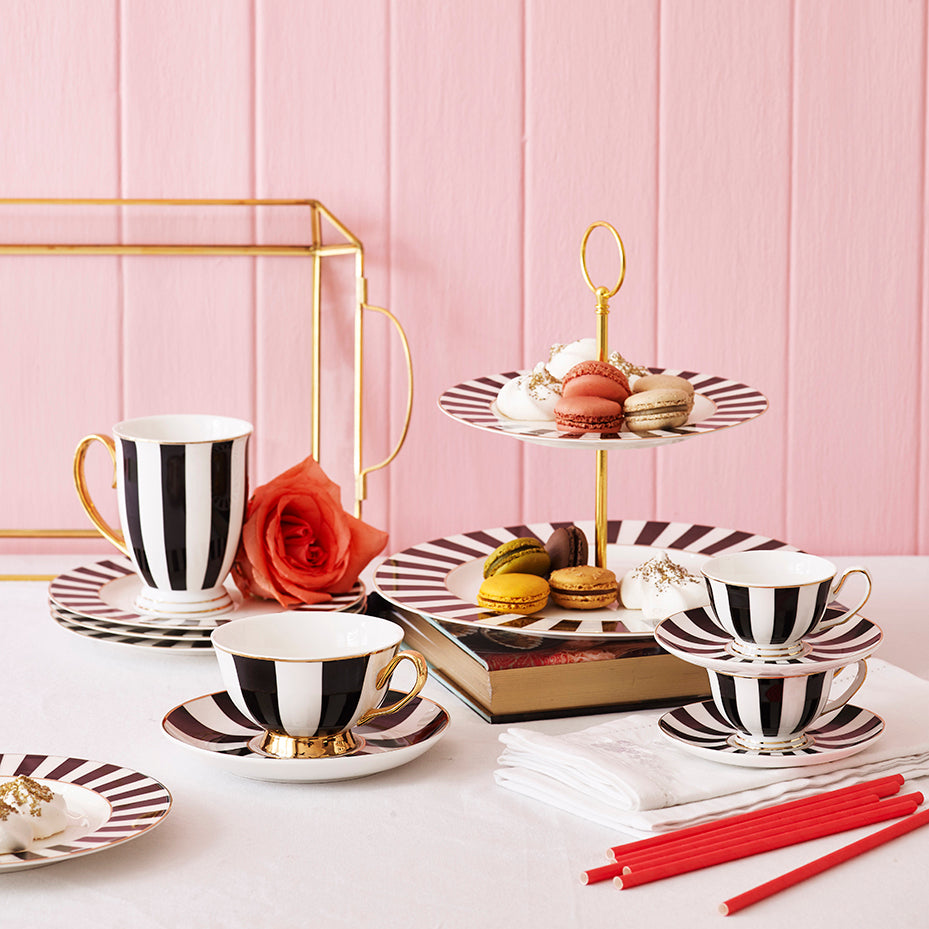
{"left": 561, "top": 360, "right": 631, "bottom": 404}
{"left": 554, "top": 395, "right": 624, "bottom": 433}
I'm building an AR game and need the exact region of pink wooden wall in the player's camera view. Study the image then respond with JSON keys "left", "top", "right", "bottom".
{"left": 1, "top": 0, "right": 927, "bottom": 559}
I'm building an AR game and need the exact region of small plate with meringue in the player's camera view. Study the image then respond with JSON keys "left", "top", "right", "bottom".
{"left": 0, "top": 754, "right": 171, "bottom": 872}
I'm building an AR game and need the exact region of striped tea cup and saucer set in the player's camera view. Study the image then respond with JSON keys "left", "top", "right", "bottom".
{"left": 51, "top": 414, "right": 450, "bottom": 780}
{"left": 653, "top": 550, "right": 884, "bottom": 768}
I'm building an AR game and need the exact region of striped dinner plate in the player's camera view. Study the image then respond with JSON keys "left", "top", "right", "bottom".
{"left": 48, "top": 557, "right": 365, "bottom": 629}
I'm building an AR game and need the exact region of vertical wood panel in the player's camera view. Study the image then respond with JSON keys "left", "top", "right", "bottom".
{"left": 790, "top": 0, "right": 925, "bottom": 554}
{"left": 121, "top": 1, "right": 255, "bottom": 453}
{"left": 389, "top": 0, "right": 524, "bottom": 551}
{"left": 524, "top": 1, "right": 660, "bottom": 528}
{"left": 921, "top": 5, "right": 929, "bottom": 556}
{"left": 658, "top": 1, "right": 792, "bottom": 542}
{"left": 256, "top": 0, "right": 390, "bottom": 532}
{"left": 0, "top": 1, "right": 120, "bottom": 552}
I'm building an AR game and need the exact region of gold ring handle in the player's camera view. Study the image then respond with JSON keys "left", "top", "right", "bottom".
{"left": 580, "top": 221, "right": 626, "bottom": 303}
{"left": 356, "top": 304, "right": 414, "bottom": 507}
{"left": 355, "top": 650, "right": 428, "bottom": 727}
{"left": 72, "top": 434, "right": 128, "bottom": 555}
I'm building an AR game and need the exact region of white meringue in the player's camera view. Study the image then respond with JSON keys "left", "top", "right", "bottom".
{"left": 619, "top": 552, "right": 709, "bottom": 622}
{"left": 545, "top": 338, "right": 600, "bottom": 380}
{"left": 496, "top": 363, "right": 562, "bottom": 421}
{"left": 0, "top": 776, "right": 69, "bottom": 841}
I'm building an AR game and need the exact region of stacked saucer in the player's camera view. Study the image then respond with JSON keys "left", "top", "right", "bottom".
{"left": 47, "top": 557, "right": 366, "bottom": 652}
{"left": 653, "top": 551, "right": 883, "bottom": 767}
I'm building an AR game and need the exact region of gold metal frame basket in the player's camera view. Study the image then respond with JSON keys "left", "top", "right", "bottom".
{"left": 0, "top": 197, "right": 411, "bottom": 578}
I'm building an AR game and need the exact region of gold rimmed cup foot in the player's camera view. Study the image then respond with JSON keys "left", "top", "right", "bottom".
{"left": 728, "top": 731, "right": 813, "bottom": 753}
{"left": 249, "top": 729, "right": 366, "bottom": 759}
{"left": 726, "top": 638, "right": 810, "bottom": 661}
{"left": 134, "top": 584, "right": 235, "bottom": 618}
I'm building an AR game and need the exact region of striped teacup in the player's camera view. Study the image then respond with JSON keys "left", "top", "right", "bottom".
{"left": 74, "top": 414, "right": 252, "bottom": 617}
{"left": 707, "top": 660, "right": 868, "bottom": 752}
{"left": 211, "top": 612, "right": 428, "bottom": 758}
{"left": 702, "top": 551, "right": 871, "bottom": 659}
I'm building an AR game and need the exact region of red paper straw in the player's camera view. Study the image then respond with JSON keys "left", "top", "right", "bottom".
{"left": 583, "top": 791, "right": 884, "bottom": 885}
{"left": 607, "top": 773, "right": 903, "bottom": 861}
{"left": 720, "top": 807, "right": 929, "bottom": 916}
{"left": 619, "top": 792, "right": 882, "bottom": 872}
{"left": 613, "top": 794, "right": 922, "bottom": 890}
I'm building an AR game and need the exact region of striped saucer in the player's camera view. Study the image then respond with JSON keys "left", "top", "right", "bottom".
{"left": 654, "top": 608, "right": 883, "bottom": 676}
{"left": 658, "top": 700, "right": 884, "bottom": 768}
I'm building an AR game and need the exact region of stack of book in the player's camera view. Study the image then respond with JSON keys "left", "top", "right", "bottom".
{"left": 367, "top": 593, "right": 710, "bottom": 724}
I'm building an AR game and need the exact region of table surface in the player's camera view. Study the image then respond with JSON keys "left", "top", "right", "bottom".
{"left": 2, "top": 553, "right": 928, "bottom": 929}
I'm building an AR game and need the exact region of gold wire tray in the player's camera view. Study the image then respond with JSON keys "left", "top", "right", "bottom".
{"left": 0, "top": 197, "right": 412, "bottom": 579}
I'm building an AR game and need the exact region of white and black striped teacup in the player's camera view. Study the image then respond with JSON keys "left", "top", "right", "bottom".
{"left": 74, "top": 414, "right": 252, "bottom": 617}
{"left": 702, "top": 551, "right": 871, "bottom": 659}
{"left": 706, "top": 660, "right": 868, "bottom": 752}
{"left": 211, "top": 612, "right": 428, "bottom": 758}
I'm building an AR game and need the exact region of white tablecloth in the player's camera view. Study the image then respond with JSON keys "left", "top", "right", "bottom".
{"left": 2, "top": 554, "right": 928, "bottom": 928}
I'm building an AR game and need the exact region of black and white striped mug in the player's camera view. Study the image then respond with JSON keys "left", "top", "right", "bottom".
{"left": 211, "top": 612, "right": 429, "bottom": 758}
{"left": 707, "top": 660, "right": 868, "bottom": 752}
{"left": 702, "top": 551, "right": 871, "bottom": 659}
{"left": 74, "top": 414, "right": 252, "bottom": 617}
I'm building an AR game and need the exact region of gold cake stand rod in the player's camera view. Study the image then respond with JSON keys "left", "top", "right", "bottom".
{"left": 579, "top": 222, "right": 626, "bottom": 568}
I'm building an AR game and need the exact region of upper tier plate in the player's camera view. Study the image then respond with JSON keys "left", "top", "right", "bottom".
{"left": 437, "top": 367, "right": 767, "bottom": 450}
{"left": 374, "top": 520, "right": 797, "bottom": 639}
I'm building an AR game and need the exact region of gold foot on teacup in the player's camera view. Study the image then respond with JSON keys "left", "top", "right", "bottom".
{"left": 726, "top": 639, "right": 811, "bottom": 661}
{"left": 249, "top": 729, "right": 367, "bottom": 759}
{"left": 728, "top": 731, "right": 813, "bottom": 753}
{"left": 133, "top": 585, "right": 235, "bottom": 618}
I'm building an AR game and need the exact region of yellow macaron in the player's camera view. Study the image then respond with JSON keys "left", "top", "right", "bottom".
{"left": 476, "top": 574, "right": 550, "bottom": 615}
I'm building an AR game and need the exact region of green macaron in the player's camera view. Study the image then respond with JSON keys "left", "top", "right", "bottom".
{"left": 483, "top": 537, "right": 551, "bottom": 579}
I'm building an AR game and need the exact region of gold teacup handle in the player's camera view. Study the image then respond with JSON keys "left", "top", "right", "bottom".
{"left": 73, "top": 434, "right": 128, "bottom": 555}
{"left": 355, "top": 650, "right": 428, "bottom": 727}
{"left": 820, "top": 566, "right": 872, "bottom": 629}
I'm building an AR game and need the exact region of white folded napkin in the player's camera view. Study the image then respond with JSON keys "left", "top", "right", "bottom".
{"left": 494, "top": 659, "right": 929, "bottom": 836}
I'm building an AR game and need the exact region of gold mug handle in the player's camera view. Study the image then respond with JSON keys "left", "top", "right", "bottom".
{"left": 355, "top": 304, "right": 413, "bottom": 514}
{"left": 355, "top": 650, "right": 428, "bottom": 727}
{"left": 72, "top": 434, "right": 128, "bottom": 556}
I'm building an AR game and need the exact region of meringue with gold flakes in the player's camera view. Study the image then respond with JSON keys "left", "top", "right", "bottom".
{"left": 495, "top": 362, "right": 563, "bottom": 421}
{"left": 619, "top": 551, "right": 709, "bottom": 622}
{"left": 0, "top": 776, "right": 69, "bottom": 849}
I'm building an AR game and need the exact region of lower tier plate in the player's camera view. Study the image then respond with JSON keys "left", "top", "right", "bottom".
{"left": 374, "top": 519, "right": 798, "bottom": 639}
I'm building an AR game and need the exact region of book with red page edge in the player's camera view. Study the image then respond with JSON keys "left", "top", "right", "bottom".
{"left": 366, "top": 593, "right": 710, "bottom": 724}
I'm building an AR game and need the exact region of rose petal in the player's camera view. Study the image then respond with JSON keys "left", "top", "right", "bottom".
{"left": 233, "top": 456, "right": 388, "bottom": 607}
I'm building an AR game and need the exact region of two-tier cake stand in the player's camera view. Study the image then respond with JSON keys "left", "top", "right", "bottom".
{"left": 374, "top": 221, "right": 774, "bottom": 641}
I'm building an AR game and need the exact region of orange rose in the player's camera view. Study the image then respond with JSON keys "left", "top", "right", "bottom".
{"left": 232, "top": 456, "right": 388, "bottom": 607}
